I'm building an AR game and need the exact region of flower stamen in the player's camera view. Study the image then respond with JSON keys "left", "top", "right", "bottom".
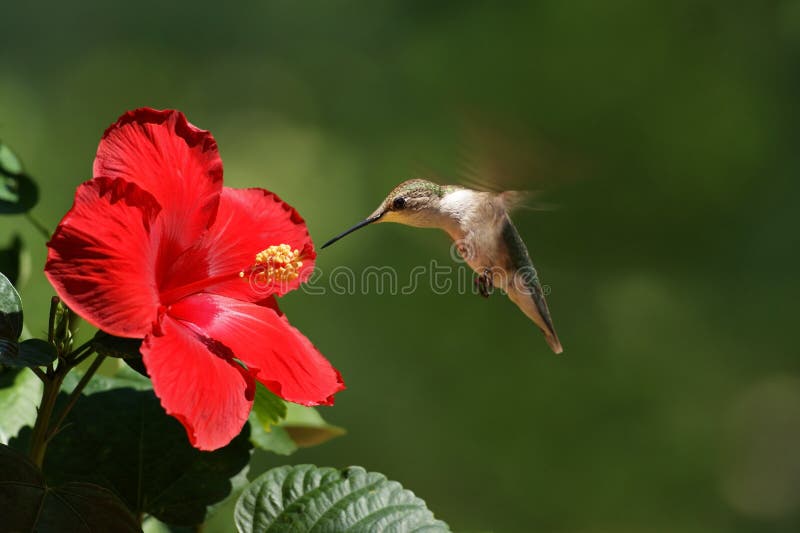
{"left": 241, "top": 244, "right": 303, "bottom": 286}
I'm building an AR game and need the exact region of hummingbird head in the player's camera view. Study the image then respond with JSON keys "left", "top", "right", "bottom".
{"left": 322, "top": 179, "right": 453, "bottom": 248}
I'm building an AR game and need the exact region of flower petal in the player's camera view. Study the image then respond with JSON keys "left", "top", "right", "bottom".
{"left": 143, "top": 314, "right": 255, "bottom": 451}
{"left": 93, "top": 108, "right": 223, "bottom": 248}
{"left": 169, "top": 293, "right": 344, "bottom": 406}
{"left": 45, "top": 178, "right": 161, "bottom": 337}
{"left": 164, "top": 188, "right": 316, "bottom": 303}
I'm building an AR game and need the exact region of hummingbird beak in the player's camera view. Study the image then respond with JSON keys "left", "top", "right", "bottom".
{"left": 321, "top": 210, "right": 385, "bottom": 249}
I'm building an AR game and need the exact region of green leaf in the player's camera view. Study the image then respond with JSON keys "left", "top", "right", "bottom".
{"left": 0, "top": 367, "right": 42, "bottom": 444}
{"left": 280, "top": 403, "right": 346, "bottom": 448}
{"left": 248, "top": 414, "right": 297, "bottom": 455}
{"left": 234, "top": 464, "right": 450, "bottom": 532}
{"left": 0, "top": 142, "right": 23, "bottom": 175}
{"left": 0, "top": 271, "right": 23, "bottom": 341}
{"left": 0, "top": 443, "right": 141, "bottom": 532}
{"left": 0, "top": 338, "right": 57, "bottom": 368}
{"left": 248, "top": 399, "right": 343, "bottom": 454}
{"left": 93, "top": 330, "right": 143, "bottom": 358}
{"left": 142, "top": 517, "right": 196, "bottom": 533}
{"left": 249, "top": 384, "right": 297, "bottom": 454}
{"left": 252, "top": 382, "right": 287, "bottom": 429}
{"left": 0, "top": 142, "right": 38, "bottom": 214}
{"left": 42, "top": 388, "right": 253, "bottom": 526}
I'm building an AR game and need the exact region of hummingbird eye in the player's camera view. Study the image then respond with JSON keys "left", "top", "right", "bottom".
{"left": 392, "top": 197, "right": 406, "bottom": 210}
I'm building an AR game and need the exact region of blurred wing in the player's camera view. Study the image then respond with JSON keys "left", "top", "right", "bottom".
{"left": 400, "top": 120, "right": 574, "bottom": 214}
{"left": 454, "top": 119, "right": 581, "bottom": 211}
{"left": 498, "top": 190, "right": 551, "bottom": 213}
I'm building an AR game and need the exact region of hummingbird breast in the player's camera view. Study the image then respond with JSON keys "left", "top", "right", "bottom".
{"left": 439, "top": 187, "right": 563, "bottom": 353}
{"left": 440, "top": 189, "right": 511, "bottom": 282}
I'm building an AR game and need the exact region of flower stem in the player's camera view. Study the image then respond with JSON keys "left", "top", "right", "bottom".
{"left": 47, "top": 297, "right": 59, "bottom": 344}
{"left": 28, "top": 352, "right": 106, "bottom": 468}
{"left": 30, "top": 366, "right": 47, "bottom": 382}
{"left": 28, "top": 372, "right": 65, "bottom": 468}
{"left": 46, "top": 354, "right": 106, "bottom": 444}
{"left": 66, "top": 340, "right": 94, "bottom": 364}
{"left": 70, "top": 349, "right": 94, "bottom": 367}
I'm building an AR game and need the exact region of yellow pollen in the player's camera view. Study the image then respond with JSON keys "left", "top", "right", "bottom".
{"left": 246, "top": 244, "right": 303, "bottom": 285}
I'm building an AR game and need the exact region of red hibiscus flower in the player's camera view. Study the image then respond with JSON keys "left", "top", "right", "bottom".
{"left": 45, "top": 108, "right": 345, "bottom": 451}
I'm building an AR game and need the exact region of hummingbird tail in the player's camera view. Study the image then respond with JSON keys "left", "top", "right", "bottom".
{"left": 506, "top": 285, "right": 564, "bottom": 354}
{"left": 544, "top": 331, "right": 563, "bottom": 355}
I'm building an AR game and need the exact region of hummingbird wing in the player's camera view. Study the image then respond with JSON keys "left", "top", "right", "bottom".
{"left": 500, "top": 215, "right": 563, "bottom": 354}
{"left": 454, "top": 120, "right": 583, "bottom": 213}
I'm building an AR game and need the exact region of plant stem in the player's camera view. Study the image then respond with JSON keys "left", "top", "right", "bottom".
{"left": 66, "top": 340, "right": 94, "bottom": 363}
{"left": 70, "top": 349, "right": 94, "bottom": 367}
{"left": 28, "top": 372, "right": 65, "bottom": 468}
{"left": 46, "top": 354, "right": 106, "bottom": 443}
{"left": 30, "top": 366, "right": 47, "bottom": 382}
{"left": 28, "top": 352, "right": 106, "bottom": 468}
{"left": 47, "top": 297, "right": 59, "bottom": 344}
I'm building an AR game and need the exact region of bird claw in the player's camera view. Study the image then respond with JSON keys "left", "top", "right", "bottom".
{"left": 475, "top": 269, "right": 494, "bottom": 298}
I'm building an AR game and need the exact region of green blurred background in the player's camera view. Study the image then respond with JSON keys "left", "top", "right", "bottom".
{"left": 3, "top": 1, "right": 800, "bottom": 531}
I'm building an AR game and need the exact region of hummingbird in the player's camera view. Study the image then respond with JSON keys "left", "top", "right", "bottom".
{"left": 321, "top": 179, "right": 563, "bottom": 354}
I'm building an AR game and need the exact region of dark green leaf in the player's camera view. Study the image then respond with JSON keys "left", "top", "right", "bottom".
{"left": 0, "top": 338, "right": 57, "bottom": 368}
{"left": 252, "top": 382, "right": 287, "bottom": 429}
{"left": 0, "top": 337, "right": 18, "bottom": 360}
{"left": 280, "top": 403, "right": 346, "bottom": 448}
{"left": 123, "top": 355, "right": 149, "bottom": 377}
{"left": 248, "top": 414, "right": 297, "bottom": 455}
{"left": 0, "top": 443, "right": 141, "bottom": 532}
{"left": 0, "top": 142, "right": 38, "bottom": 214}
{"left": 0, "top": 234, "right": 24, "bottom": 286}
{"left": 235, "top": 464, "right": 450, "bottom": 532}
{"left": 43, "top": 388, "right": 252, "bottom": 526}
{"left": 0, "top": 367, "right": 41, "bottom": 444}
{"left": 0, "top": 272, "right": 22, "bottom": 341}
{"left": 144, "top": 464, "right": 249, "bottom": 533}
{"left": 0, "top": 172, "right": 39, "bottom": 214}
{"left": 93, "top": 330, "right": 143, "bottom": 358}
